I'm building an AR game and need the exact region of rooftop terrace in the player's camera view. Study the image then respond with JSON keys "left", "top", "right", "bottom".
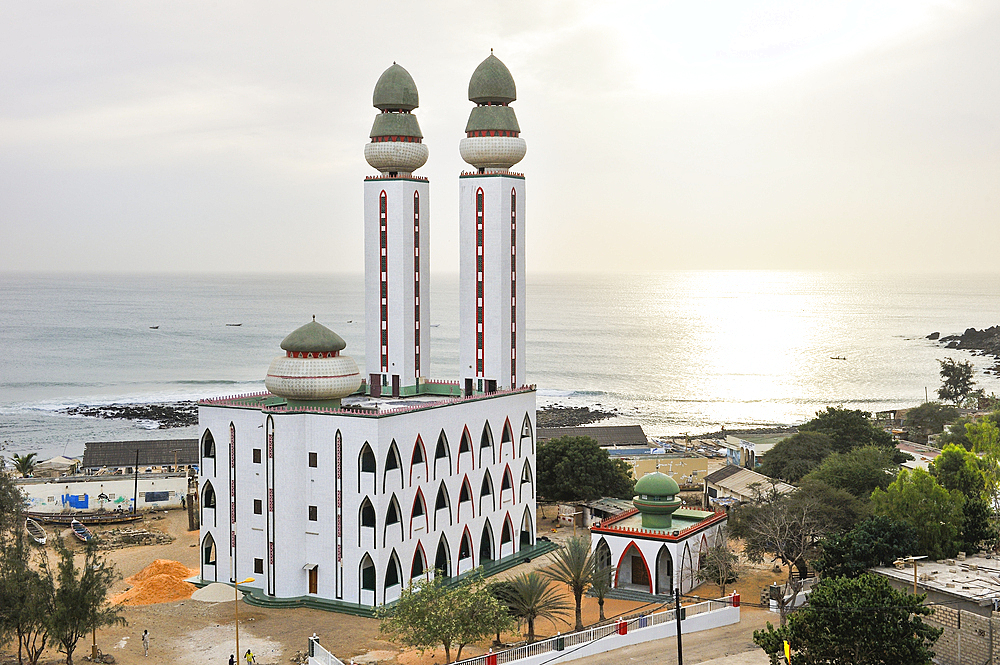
{"left": 199, "top": 380, "right": 536, "bottom": 418}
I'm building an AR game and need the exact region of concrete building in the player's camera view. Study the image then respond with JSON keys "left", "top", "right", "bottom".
{"left": 82, "top": 439, "right": 198, "bottom": 475}
{"left": 703, "top": 465, "right": 795, "bottom": 509}
{"left": 198, "top": 56, "right": 538, "bottom": 609}
{"left": 590, "top": 473, "right": 727, "bottom": 596}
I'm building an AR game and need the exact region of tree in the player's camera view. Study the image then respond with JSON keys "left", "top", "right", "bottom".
{"left": 590, "top": 565, "right": 613, "bottom": 622}
{"left": 495, "top": 572, "right": 571, "bottom": 643}
{"left": 870, "top": 468, "right": 964, "bottom": 561}
{"left": 731, "top": 494, "right": 824, "bottom": 625}
{"left": 786, "top": 478, "right": 868, "bottom": 535}
{"left": 0, "top": 471, "right": 27, "bottom": 544}
{"left": 543, "top": 535, "right": 595, "bottom": 632}
{"left": 960, "top": 495, "right": 997, "bottom": 553}
{"left": 758, "top": 432, "right": 834, "bottom": 483}
{"left": 816, "top": 516, "right": 919, "bottom": 579}
{"left": 799, "top": 406, "right": 892, "bottom": 453}
{"left": 904, "top": 402, "right": 959, "bottom": 443}
{"left": 695, "top": 529, "right": 743, "bottom": 595}
{"left": 965, "top": 419, "right": 1000, "bottom": 507}
{"left": 929, "top": 444, "right": 986, "bottom": 498}
{"left": 378, "top": 573, "right": 511, "bottom": 662}
{"left": 938, "top": 357, "right": 976, "bottom": 405}
{"left": 0, "top": 534, "right": 51, "bottom": 665}
{"left": 41, "top": 539, "right": 125, "bottom": 665}
{"left": 11, "top": 453, "right": 37, "bottom": 478}
{"left": 536, "top": 436, "right": 633, "bottom": 501}
{"left": 938, "top": 416, "right": 975, "bottom": 450}
{"left": 753, "top": 574, "right": 941, "bottom": 665}
{"left": 803, "top": 446, "right": 896, "bottom": 499}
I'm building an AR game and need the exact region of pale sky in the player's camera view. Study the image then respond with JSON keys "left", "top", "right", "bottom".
{"left": 1, "top": 0, "right": 997, "bottom": 274}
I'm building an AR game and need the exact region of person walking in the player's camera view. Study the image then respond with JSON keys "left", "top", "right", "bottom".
{"left": 244, "top": 648, "right": 255, "bottom": 665}
{"left": 229, "top": 655, "right": 236, "bottom": 665}
{"left": 142, "top": 630, "right": 149, "bottom": 656}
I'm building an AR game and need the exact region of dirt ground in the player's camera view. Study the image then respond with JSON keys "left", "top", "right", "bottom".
{"left": 1, "top": 508, "right": 782, "bottom": 665}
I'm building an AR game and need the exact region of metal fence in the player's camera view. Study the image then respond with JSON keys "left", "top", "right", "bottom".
{"left": 451, "top": 597, "right": 734, "bottom": 665}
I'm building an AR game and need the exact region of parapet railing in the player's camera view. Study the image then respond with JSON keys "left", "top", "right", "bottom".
{"left": 450, "top": 597, "right": 736, "bottom": 665}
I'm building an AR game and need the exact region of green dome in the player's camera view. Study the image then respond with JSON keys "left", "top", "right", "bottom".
{"left": 468, "top": 54, "right": 516, "bottom": 105}
{"left": 280, "top": 318, "right": 347, "bottom": 353}
{"left": 634, "top": 472, "right": 680, "bottom": 498}
{"left": 370, "top": 112, "right": 423, "bottom": 139}
{"left": 373, "top": 63, "right": 419, "bottom": 111}
{"left": 464, "top": 105, "right": 520, "bottom": 133}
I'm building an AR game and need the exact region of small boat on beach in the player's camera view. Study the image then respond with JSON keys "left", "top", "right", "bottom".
{"left": 70, "top": 519, "right": 93, "bottom": 543}
{"left": 226, "top": 323, "right": 242, "bottom": 327}
{"left": 25, "top": 518, "right": 46, "bottom": 545}
{"left": 149, "top": 326, "right": 159, "bottom": 329}
{"left": 830, "top": 356, "right": 846, "bottom": 360}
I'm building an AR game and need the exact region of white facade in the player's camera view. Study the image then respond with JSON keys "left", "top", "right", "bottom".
{"left": 198, "top": 388, "right": 536, "bottom": 606}
{"left": 459, "top": 173, "right": 526, "bottom": 391}
{"left": 365, "top": 177, "right": 431, "bottom": 391}
{"left": 590, "top": 511, "right": 727, "bottom": 596}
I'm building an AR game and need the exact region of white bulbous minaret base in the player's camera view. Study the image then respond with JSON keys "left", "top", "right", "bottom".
{"left": 265, "top": 355, "right": 362, "bottom": 401}
{"left": 459, "top": 136, "right": 526, "bottom": 172}
{"left": 365, "top": 142, "right": 429, "bottom": 176}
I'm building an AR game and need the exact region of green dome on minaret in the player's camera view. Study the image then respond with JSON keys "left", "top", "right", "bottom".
{"left": 633, "top": 472, "right": 682, "bottom": 529}
{"left": 468, "top": 53, "right": 516, "bottom": 105}
{"left": 373, "top": 63, "right": 419, "bottom": 111}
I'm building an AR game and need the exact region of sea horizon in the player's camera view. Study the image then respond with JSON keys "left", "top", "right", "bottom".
{"left": 3, "top": 270, "right": 1000, "bottom": 460}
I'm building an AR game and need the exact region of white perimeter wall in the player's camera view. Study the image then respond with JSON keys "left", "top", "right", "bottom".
{"left": 19, "top": 475, "right": 187, "bottom": 513}
{"left": 364, "top": 177, "right": 431, "bottom": 387}
{"left": 458, "top": 174, "right": 525, "bottom": 391}
{"left": 199, "top": 388, "right": 536, "bottom": 606}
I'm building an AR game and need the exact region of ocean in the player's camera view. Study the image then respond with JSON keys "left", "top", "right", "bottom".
{"left": 3, "top": 271, "right": 1000, "bottom": 460}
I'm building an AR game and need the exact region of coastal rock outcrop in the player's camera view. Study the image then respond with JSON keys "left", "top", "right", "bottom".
{"left": 933, "top": 326, "right": 1000, "bottom": 374}
{"left": 61, "top": 402, "right": 198, "bottom": 428}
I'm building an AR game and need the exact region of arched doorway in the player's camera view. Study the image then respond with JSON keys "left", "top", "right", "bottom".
{"left": 655, "top": 545, "right": 673, "bottom": 595}
{"left": 615, "top": 542, "right": 652, "bottom": 593}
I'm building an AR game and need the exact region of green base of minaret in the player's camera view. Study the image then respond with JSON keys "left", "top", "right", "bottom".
{"left": 633, "top": 497, "right": 682, "bottom": 529}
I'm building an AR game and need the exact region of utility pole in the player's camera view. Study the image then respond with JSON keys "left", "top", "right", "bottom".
{"left": 674, "top": 587, "right": 683, "bottom": 665}
{"left": 133, "top": 449, "right": 140, "bottom": 514}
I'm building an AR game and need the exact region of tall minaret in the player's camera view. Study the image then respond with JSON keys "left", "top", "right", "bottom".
{"left": 364, "top": 63, "right": 431, "bottom": 395}
{"left": 458, "top": 53, "right": 526, "bottom": 393}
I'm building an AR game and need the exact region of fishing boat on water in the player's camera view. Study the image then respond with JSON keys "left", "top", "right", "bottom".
{"left": 25, "top": 518, "right": 46, "bottom": 545}
{"left": 70, "top": 519, "right": 93, "bottom": 543}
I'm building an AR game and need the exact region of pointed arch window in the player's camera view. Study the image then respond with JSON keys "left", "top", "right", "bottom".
{"left": 435, "top": 535, "right": 451, "bottom": 577}
{"left": 501, "top": 419, "right": 514, "bottom": 457}
{"left": 501, "top": 466, "right": 514, "bottom": 502}
{"left": 360, "top": 443, "right": 376, "bottom": 472}
{"left": 480, "top": 521, "right": 494, "bottom": 562}
{"left": 520, "top": 460, "right": 534, "bottom": 501}
{"left": 434, "top": 430, "right": 451, "bottom": 479}
{"left": 410, "top": 436, "right": 428, "bottom": 485}
{"left": 360, "top": 498, "right": 376, "bottom": 527}
{"left": 385, "top": 494, "right": 403, "bottom": 544}
{"left": 202, "top": 430, "right": 216, "bottom": 458}
{"left": 480, "top": 421, "right": 495, "bottom": 466}
{"left": 384, "top": 439, "right": 402, "bottom": 492}
{"left": 520, "top": 506, "right": 534, "bottom": 547}
{"left": 386, "top": 550, "right": 402, "bottom": 589}
{"left": 411, "top": 543, "right": 427, "bottom": 579}
{"left": 411, "top": 489, "right": 428, "bottom": 537}
{"left": 434, "top": 481, "right": 452, "bottom": 529}
{"left": 360, "top": 554, "right": 376, "bottom": 592}
{"left": 480, "top": 471, "right": 495, "bottom": 514}
{"left": 202, "top": 532, "right": 217, "bottom": 565}
{"left": 501, "top": 517, "right": 513, "bottom": 545}
{"left": 459, "top": 528, "right": 473, "bottom": 561}
{"left": 203, "top": 482, "right": 217, "bottom": 509}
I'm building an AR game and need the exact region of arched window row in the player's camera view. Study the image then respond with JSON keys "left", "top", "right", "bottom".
{"left": 202, "top": 430, "right": 216, "bottom": 458}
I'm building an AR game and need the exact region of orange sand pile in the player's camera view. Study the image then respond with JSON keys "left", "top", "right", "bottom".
{"left": 112, "top": 559, "right": 198, "bottom": 606}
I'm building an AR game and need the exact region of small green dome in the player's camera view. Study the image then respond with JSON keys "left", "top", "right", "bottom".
{"left": 280, "top": 318, "right": 347, "bottom": 353}
{"left": 468, "top": 54, "right": 516, "bottom": 105}
{"left": 373, "top": 63, "right": 419, "bottom": 111}
{"left": 634, "top": 472, "right": 680, "bottom": 498}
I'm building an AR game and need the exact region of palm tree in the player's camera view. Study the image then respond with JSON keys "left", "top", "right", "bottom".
{"left": 590, "top": 564, "right": 613, "bottom": 622}
{"left": 501, "top": 572, "right": 571, "bottom": 643}
{"left": 544, "top": 535, "right": 596, "bottom": 631}
{"left": 12, "top": 453, "right": 37, "bottom": 478}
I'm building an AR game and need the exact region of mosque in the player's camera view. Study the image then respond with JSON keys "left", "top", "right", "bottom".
{"left": 197, "top": 54, "right": 537, "bottom": 608}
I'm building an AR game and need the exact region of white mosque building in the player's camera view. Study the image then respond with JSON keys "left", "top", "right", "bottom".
{"left": 197, "top": 55, "right": 538, "bottom": 609}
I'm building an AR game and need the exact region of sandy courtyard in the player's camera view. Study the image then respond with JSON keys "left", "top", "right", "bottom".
{"left": 1, "top": 507, "right": 780, "bottom": 665}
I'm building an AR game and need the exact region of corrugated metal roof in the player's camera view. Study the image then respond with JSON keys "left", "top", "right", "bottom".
{"left": 537, "top": 425, "right": 647, "bottom": 447}
{"left": 82, "top": 439, "right": 198, "bottom": 468}
{"left": 706, "top": 465, "right": 795, "bottom": 498}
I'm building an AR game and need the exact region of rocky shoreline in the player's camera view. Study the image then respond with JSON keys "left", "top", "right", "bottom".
{"left": 535, "top": 405, "right": 618, "bottom": 427}
{"left": 929, "top": 326, "right": 1000, "bottom": 373}
{"left": 61, "top": 402, "right": 198, "bottom": 429}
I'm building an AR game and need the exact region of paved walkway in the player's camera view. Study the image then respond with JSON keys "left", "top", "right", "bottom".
{"left": 568, "top": 606, "right": 773, "bottom": 665}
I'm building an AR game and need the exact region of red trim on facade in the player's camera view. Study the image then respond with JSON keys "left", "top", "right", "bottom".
{"left": 614, "top": 542, "right": 653, "bottom": 593}
{"left": 457, "top": 426, "right": 474, "bottom": 473}
{"left": 285, "top": 351, "right": 340, "bottom": 358}
{"left": 590, "top": 509, "right": 728, "bottom": 542}
{"left": 370, "top": 135, "right": 423, "bottom": 143}
{"left": 266, "top": 372, "right": 360, "bottom": 380}
{"left": 379, "top": 191, "right": 389, "bottom": 374}
{"left": 500, "top": 463, "right": 514, "bottom": 504}
{"left": 411, "top": 540, "right": 427, "bottom": 578}
{"left": 413, "top": 190, "right": 421, "bottom": 378}
{"left": 460, "top": 526, "right": 475, "bottom": 563}
{"left": 510, "top": 187, "right": 517, "bottom": 387}
{"left": 458, "top": 474, "right": 475, "bottom": 521}
{"left": 475, "top": 187, "right": 485, "bottom": 377}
